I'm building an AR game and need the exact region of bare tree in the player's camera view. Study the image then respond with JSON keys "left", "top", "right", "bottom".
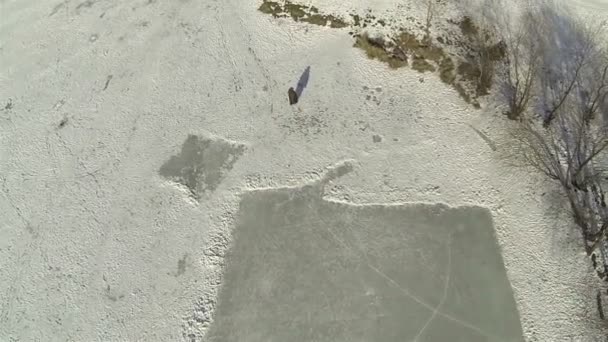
{"left": 501, "top": 11, "right": 541, "bottom": 120}
{"left": 472, "top": 0, "right": 608, "bottom": 326}
{"left": 513, "top": 6, "right": 608, "bottom": 262}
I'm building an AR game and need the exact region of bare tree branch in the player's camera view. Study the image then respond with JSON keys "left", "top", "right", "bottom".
{"left": 423, "top": 0, "right": 434, "bottom": 45}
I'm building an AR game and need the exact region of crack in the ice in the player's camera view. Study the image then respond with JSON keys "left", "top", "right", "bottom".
{"left": 324, "top": 218, "right": 489, "bottom": 339}
{"left": 411, "top": 234, "right": 452, "bottom": 342}
{"left": 1, "top": 175, "right": 28, "bottom": 227}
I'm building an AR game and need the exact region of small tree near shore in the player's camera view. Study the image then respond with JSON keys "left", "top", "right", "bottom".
{"left": 500, "top": 11, "right": 541, "bottom": 120}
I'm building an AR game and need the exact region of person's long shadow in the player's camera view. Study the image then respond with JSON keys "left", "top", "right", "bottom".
{"left": 295, "top": 66, "right": 310, "bottom": 98}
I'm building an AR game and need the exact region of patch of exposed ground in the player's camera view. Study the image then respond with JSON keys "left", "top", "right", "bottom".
{"left": 351, "top": 19, "right": 506, "bottom": 108}
{"left": 258, "top": 0, "right": 507, "bottom": 107}
{"left": 354, "top": 17, "right": 506, "bottom": 107}
{"left": 259, "top": 0, "right": 348, "bottom": 28}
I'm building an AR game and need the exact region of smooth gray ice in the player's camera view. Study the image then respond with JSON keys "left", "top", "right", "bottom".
{"left": 207, "top": 182, "right": 524, "bottom": 342}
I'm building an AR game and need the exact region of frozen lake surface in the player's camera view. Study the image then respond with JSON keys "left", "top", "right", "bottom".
{"left": 0, "top": 0, "right": 605, "bottom": 341}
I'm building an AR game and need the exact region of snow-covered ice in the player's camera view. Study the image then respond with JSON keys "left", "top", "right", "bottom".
{"left": 1, "top": 0, "right": 607, "bottom": 341}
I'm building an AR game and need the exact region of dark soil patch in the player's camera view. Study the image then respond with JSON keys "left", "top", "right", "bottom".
{"left": 411, "top": 56, "right": 436, "bottom": 73}
{"left": 439, "top": 56, "right": 456, "bottom": 84}
{"left": 458, "top": 16, "right": 478, "bottom": 38}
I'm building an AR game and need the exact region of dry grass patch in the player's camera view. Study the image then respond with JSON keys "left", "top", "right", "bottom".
{"left": 259, "top": 0, "right": 348, "bottom": 28}
{"left": 353, "top": 34, "right": 407, "bottom": 69}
